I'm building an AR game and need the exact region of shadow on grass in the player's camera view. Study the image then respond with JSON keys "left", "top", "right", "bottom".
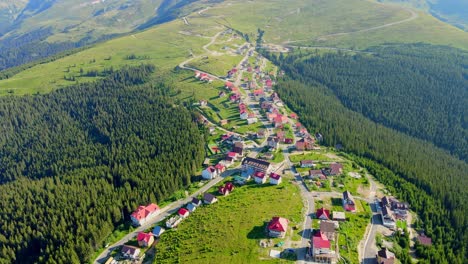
{"left": 247, "top": 222, "right": 268, "bottom": 239}
{"left": 331, "top": 198, "right": 342, "bottom": 207}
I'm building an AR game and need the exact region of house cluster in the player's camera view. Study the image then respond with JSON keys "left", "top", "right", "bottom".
{"left": 266, "top": 130, "right": 293, "bottom": 150}
{"left": 240, "top": 157, "right": 282, "bottom": 185}
{"left": 239, "top": 102, "right": 257, "bottom": 124}
{"left": 307, "top": 163, "right": 344, "bottom": 180}
{"left": 378, "top": 196, "right": 410, "bottom": 229}
{"left": 194, "top": 71, "right": 214, "bottom": 83}
{"left": 308, "top": 207, "right": 346, "bottom": 262}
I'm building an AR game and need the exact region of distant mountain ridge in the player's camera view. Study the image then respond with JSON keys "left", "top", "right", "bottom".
{"left": 379, "top": 0, "right": 468, "bottom": 30}
{"left": 0, "top": 0, "right": 205, "bottom": 71}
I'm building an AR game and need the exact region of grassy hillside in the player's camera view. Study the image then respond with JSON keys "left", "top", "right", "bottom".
{"left": 0, "top": 0, "right": 467, "bottom": 95}
{"left": 380, "top": 0, "right": 468, "bottom": 30}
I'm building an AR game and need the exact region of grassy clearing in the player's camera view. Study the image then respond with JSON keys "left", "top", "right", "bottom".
{"left": 154, "top": 178, "right": 303, "bottom": 263}
{"left": 289, "top": 151, "right": 335, "bottom": 163}
{"left": 188, "top": 54, "right": 243, "bottom": 77}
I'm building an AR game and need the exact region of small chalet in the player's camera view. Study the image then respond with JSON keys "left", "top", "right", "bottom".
{"left": 257, "top": 129, "right": 266, "bottom": 139}
{"left": 186, "top": 203, "right": 197, "bottom": 213}
{"left": 376, "top": 248, "right": 395, "bottom": 264}
{"left": 316, "top": 208, "right": 330, "bottom": 220}
{"left": 121, "top": 245, "right": 140, "bottom": 260}
{"left": 137, "top": 232, "right": 154, "bottom": 247}
{"left": 381, "top": 206, "right": 396, "bottom": 229}
{"left": 178, "top": 207, "right": 190, "bottom": 218}
{"left": 417, "top": 233, "right": 432, "bottom": 246}
{"left": 320, "top": 221, "right": 336, "bottom": 241}
{"left": 233, "top": 142, "right": 244, "bottom": 155}
{"left": 215, "top": 163, "right": 226, "bottom": 174}
{"left": 328, "top": 163, "right": 343, "bottom": 176}
{"left": 227, "top": 151, "right": 239, "bottom": 161}
{"left": 309, "top": 170, "right": 326, "bottom": 180}
{"left": 254, "top": 171, "right": 267, "bottom": 184}
{"left": 152, "top": 226, "right": 165, "bottom": 237}
{"left": 219, "top": 91, "right": 226, "bottom": 98}
{"left": 295, "top": 137, "right": 315, "bottom": 151}
{"left": 230, "top": 94, "right": 241, "bottom": 102}
{"left": 332, "top": 211, "right": 346, "bottom": 221}
{"left": 225, "top": 81, "right": 234, "bottom": 89}
{"left": 263, "top": 152, "right": 274, "bottom": 160}
{"left": 220, "top": 119, "right": 229, "bottom": 126}
{"left": 269, "top": 173, "right": 282, "bottom": 185}
{"left": 247, "top": 117, "right": 258, "bottom": 124}
{"left": 131, "top": 203, "right": 160, "bottom": 226}
{"left": 191, "top": 197, "right": 202, "bottom": 207}
{"left": 202, "top": 166, "right": 218, "bottom": 180}
{"left": 203, "top": 193, "right": 218, "bottom": 204}
{"left": 289, "top": 113, "right": 298, "bottom": 119}
{"left": 199, "top": 100, "right": 208, "bottom": 107}
{"left": 240, "top": 111, "right": 249, "bottom": 120}
{"left": 242, "top": 157, "right": 271, "bottom": 174}
{"left": 342, "top": 191, "right": 356, "bottom": 212}
{"left": 284, "top": 138, "right": 294, "bottom": 144}
{"left": 267, "top": 217, "right": 289, "bottom": 238}
{"left": 300, "top": 160, "right": 315, "bottom": 168}
{"left": 267, "top": 136, "right": 280, "bottom": 149}
{"left": 311, "top": 231, "right": 330, "bottom": 256}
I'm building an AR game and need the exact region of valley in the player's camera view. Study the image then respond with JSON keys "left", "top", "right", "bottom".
{"left": 0, "top": 0, "right": 466, "bottom": 263}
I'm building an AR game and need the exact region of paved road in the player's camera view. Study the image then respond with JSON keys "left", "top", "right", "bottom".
{"left": 362, "top": 201, "right": 382, "bottom": 264}
{"left": 94, "top": 169, "right": 238, "bottom": 263}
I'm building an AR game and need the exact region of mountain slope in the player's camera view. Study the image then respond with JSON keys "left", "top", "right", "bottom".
{"left": 379, "top": 0, "right": 468, "bottom": 30}
{"left": 0, "top": 0, "right": 467, "bottom": 96}
{"left": 0, "top": 0, "right": 204, "bottom": 71}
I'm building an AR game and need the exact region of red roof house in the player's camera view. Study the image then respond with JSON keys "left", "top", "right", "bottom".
{"left": 219, "top": 186, "right": 229, "bottom": 196}
{"left": 267, "top": 217, "right": 289, "bottom": 238}
{"left": 137, "top": 232, "right": 154, "bottom": 247}
{"left": 225, "top": 182, "right": 235, "bottom": 192}
{"left": 178, "top": 207, "right": 190, "bottom": 218}
{"left": 269, "top": 173, "right": 282, "bottom": 185}
{"left": 225, "top": 81, "right": 234, "bottom": 89}
{"left": 316, "top": 208, "right": 330, "bottom": 220}
{"left": 131, "top": 203, "right": 160, "bottom": 226}
{"left": 215, "top": 163, "right": 226, "bottom": 173}
{"left": 312, "top": 232, "right": 330, "bottom": 254}
{"left": 254, "top": 171, "right": 267, "bottom": 184}
{"left": 289, "top": 113, "right": 298, "bottom": 119}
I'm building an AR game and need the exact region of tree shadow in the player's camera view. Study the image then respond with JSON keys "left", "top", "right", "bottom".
{"left": 331, "top": 198, "right": 342, "bottom": 206}
{"left": 247, "top": 222, "right": 267, "bottom": 239}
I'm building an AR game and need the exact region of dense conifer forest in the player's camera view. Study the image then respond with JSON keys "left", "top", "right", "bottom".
{"left": 263, "top": 45, "right": 468, "bottom": 263}
{"left": 0, "top": 65, "right": 205, "bottom": 263}
{"left": 275, "top": 44, "right": 467, "bottom": 160}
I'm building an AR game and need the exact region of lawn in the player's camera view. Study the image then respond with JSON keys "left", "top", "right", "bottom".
{"left": 289, "top": 151, "right": 335, "bottom": 163}
{"left": 272, "top": 149, "right": 285, "bottom": 163}
{"left": 154, "top": 178, "right": 303, "bottom": 263}
{"left": 188, "top": 54, "right": 243, "bottom": 77}
{"left": 396, "top": 219, "right": 407, "bottom": 230}
{"left": 332, "top": 174, "right": 368, "bottom": 195}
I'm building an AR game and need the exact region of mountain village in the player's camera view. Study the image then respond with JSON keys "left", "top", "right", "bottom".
{"left": 97, "top": 29, "right": 428, "bottom": 264}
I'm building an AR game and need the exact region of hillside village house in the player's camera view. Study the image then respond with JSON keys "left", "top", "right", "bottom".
{"left": 191, "top": 197, "right": 202, "bottom": 207}
{"left": 320, "top": 221, "right": 337, "bottom": 241}
{"left": 254, "top": 171, "right": 267, "bottom": 184}
{"left": 137, "top": 232, "right": 154, "bottom": 247}
{"left": 342, "top": 190, "right": 356, "bottom": 212}
{"left": 300, "top": 160, "right": 315, "bottom": 168}
{"left": 295, "top": 137, "right": 315, "bottom": 151}
{"left": 121, "top": 245, "right": 140, "bottom": 260}
{"left": 186, "top": 203, "right": 197, "bottom": 213}
{"left": 376, "top": 248, "right": 396, "bottom": 264}
{"left": 311, "top": 231, "right": 331, "bottom": 259}
{"left": 309, "top": 170, "right": 326, "bottom": 180}
{"left": 202, "top": 166, "right": 218, "bottom": 180}
{"left": 242, "top": 157, "right": 272, "bottom": 174}
{"left": 131, "top": 203, "right": 160, "bottom": 226}
{"left": 267, "top": 136, "right": 280, "bottom": 149}
{"left": 316, "top": 208, "right": 330, "bottom": 220}
{"left": 332, "top": 211, "right": 346, "bottom": 221}
{"left": 166, "top": 215, "right": 183, "bottom": 229}
{"left": 267, "top": 217, "right": 289, "bottom": 238}
{"left": 326, "top": 163, "right": 343, "bottom": 176}
{"left": 178, "top": 208, "right": 190, "bottom": 218}
{"left": 381, "top": 206, "right": 396, "bottom": 229}
{"left": 152, "top": 226, "right": 165, "bottom": 237}
{"left": 269, "top": 173, "right": 282, "bottom": 185}
{"left": 203, "top": 193, "right": 218, "bottom": 204}
{"left": 380, "top": 196, "right": 409, "bottom": 228}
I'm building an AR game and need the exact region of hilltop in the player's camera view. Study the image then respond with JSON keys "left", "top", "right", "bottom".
{"left": 0, "top": 0, "right": 467, "bottom": 95}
